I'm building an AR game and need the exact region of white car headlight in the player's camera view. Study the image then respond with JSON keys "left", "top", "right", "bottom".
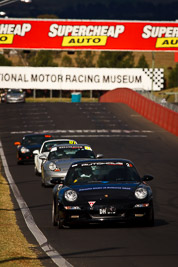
{"left": 135, "top": 188, "right": 148, "bottom": 199}
{"left": 64, "top": 190, "right": 78, "bottom": 202}
{"left": 49, "top": 162, "right": 57, "bottom": 171}
{"left": 20, "top": 147, "right": 30, "bottom": 153}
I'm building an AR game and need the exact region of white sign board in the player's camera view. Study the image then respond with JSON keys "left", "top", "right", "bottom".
{"left": 0, "top": 67, "right": 164, "bottom": 91}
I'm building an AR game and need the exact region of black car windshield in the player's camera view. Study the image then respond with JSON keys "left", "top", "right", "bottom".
{"left": 48, "top": 147, "right": 95, "bottom": 160}
{"left": 65, "top": 162, "right": 141, "bottom": 185}
{"left": 42, "top": 141, "right": 76, "bottom": 153}
{"left": 22, "top": 135, "right": 52, "bottom": 146}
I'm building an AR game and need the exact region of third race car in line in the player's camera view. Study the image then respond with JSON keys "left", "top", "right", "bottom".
{"left": 33, "top": 139, "right": 77, "bottom": 175}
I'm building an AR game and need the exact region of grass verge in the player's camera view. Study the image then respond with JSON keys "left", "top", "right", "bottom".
{"left": 154, "top": 87, "right": 178, "bottom": 103}
{"left": 0, "top": 165, "right": 43, "bottom": 267}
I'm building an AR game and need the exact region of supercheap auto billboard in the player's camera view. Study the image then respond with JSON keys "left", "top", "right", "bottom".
{"left": 0, "top": 18, "right": 178, "bottom": 51}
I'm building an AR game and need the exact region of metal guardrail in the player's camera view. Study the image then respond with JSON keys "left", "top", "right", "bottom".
{"left": 138, "top": 91, "right": 178, "bottom": 113}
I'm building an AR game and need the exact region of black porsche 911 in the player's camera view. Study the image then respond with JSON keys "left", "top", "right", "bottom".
{"left": 51, "top": 159, "right": 154, "bottom": 228}
{"left": 14, "top": 133, "right": 53, "bottom": 164}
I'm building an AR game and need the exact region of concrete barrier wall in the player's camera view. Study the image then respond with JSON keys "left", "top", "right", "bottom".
{"left": 99, "top": 88, "right": 178, "bottom": 136}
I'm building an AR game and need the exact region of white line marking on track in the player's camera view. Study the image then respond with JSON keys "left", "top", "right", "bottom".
{"left": 10, "top": 129, "right": 154, "bottom": 135}
{"left": 0, "top": 140, "right": 73, "bottom": 267}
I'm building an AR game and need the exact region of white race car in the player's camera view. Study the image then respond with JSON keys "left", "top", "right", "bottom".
{"left": 33, "top": 139, "right": 77, "bottom": 175}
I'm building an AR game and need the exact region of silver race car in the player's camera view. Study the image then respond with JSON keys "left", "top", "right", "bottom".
{"left": 40, "top": 144, "right": 103, "bottom": 187}
{"left": 5, "top": 89, "right": 25, "bottom": 103}
{"left": 33, "top": 139, "right": 77, "bottom": 175}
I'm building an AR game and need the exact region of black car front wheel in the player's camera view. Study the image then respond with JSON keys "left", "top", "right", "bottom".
{"left": 57, "top": 211, "right": 66, "bottom": 229}
{"left": 52, "top": 200, "right": 58, "bottom": 226}
{"left": 58, "top": 219, "right": 63, "bottom": 229}
{"left": 143, "top": 207, "right": 154, "bottom": 227}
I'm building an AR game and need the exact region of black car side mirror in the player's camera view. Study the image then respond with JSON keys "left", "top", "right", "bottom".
{"left": 142, "top": 175, "right": 154, "bottom": 182}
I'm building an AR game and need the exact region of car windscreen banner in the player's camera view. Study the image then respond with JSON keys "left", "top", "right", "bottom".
{"left": 0, "top": 67, "right": 164, "bottom": 91}
{"left": 0, "top": 18, "right": 178, "bottom": 51}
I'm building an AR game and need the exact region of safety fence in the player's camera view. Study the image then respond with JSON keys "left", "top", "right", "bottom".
{"left": 139, "top": 91, "right": 178, "bottom": 113}
{"left": 99, "top": 88, "right": 178, "bottom": 136}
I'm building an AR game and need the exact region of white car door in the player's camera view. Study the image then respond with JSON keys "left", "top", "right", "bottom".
{"left": 37, "top": 152, "right": 49, "bottom": 173}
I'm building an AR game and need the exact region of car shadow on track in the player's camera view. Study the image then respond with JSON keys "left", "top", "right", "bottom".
{"left": 61, "top": 218, "right": 168, "bottom": 230}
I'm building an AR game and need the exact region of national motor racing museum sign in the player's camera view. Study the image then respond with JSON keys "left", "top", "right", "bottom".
{"left": 0, "top": 67, "right": 164, "bottom": 91}
{"left": 0, "top": 18, "right": 178, "bottom": 51}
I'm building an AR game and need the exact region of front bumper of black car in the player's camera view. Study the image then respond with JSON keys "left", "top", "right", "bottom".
{"left": 17, "top": 152, "right": 34, "bottom": 163}
{"left": 58, "top": 201, "right": 153, "bottom": 225}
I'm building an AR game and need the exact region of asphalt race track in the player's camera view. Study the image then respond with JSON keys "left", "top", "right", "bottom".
{"left": 0, "top": 102, "right": 178, "bottom": 267}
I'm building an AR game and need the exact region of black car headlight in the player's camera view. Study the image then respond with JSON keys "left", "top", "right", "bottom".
{"left": 20, "top": 147, "right": 30, "bottom": 153}
{"left": 64, "top": 190, "right": 78, "bottom": 202}
{"left": 135, "top": 188, "right": 148, "bottom": 199}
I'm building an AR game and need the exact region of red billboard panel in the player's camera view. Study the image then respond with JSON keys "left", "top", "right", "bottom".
{"left": 0, "top": 18, "right": 178, "bottom": 51}
{"left": 175, "top": 52, "right": 178, "bottom": 62}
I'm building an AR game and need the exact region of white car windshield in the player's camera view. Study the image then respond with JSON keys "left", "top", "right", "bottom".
{"left": 42, "top": 141, "right": 76, "bottom": 153}
{"left": 48, "top": 147, "right": 95, "bottom": 160}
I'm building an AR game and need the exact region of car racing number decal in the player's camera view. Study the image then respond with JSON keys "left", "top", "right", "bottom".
{"left": 84, "top": 146, "right": 92, "bottom": 150}
{"left": 69, "top": 140, "right": 77, "bottom": 144}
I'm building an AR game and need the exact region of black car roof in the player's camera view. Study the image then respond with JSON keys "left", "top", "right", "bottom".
{"left": 23, "top": 133, "right": 52, "bottom": 137}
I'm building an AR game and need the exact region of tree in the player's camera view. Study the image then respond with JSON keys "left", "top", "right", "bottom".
{"left": 0, "top": 54, "right": 12, "bottom": 66}
{"left": 97, "top": 51, "right": 135, "bottom": 68}
{"left": 136, "top": 54, "right": 149, "bottom": 68}
{"left": 75, "top": 51, "right": 96, "bottom": 67}
{"left": 29, "top": 51, "right": 58, "bottom": 67}
{"left": 61, "top": 55, "right": 72, "bottom": 67}
{"left": 168, "top": 64, "right": 178, "bottom": 88}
